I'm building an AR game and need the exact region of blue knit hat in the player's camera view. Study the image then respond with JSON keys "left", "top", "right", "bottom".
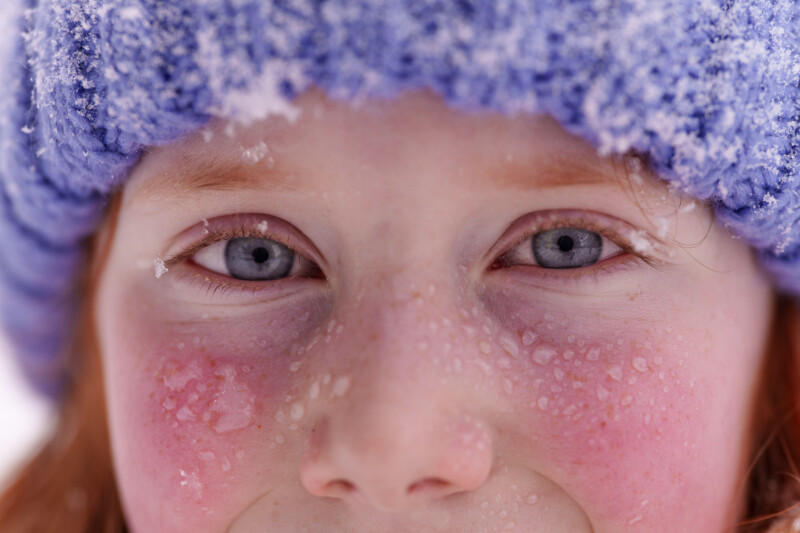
{"left": 1, "top": 0, "right": 798, "bottom": 396}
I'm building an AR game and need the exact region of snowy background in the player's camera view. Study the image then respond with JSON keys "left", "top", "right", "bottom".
{"left": 0, "top": 334, "right": 53, "bottom": 487}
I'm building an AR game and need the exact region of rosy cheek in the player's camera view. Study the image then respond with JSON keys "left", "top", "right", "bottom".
{"left": 104, "top": 286, "right": 330, "bottom": 527}
{"left": 480, "top": 288, "right": 724, "bottom": 526}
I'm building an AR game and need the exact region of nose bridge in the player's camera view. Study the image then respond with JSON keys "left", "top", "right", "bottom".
{"left": 299, "top": 275, "right": 494, "bottom": 511}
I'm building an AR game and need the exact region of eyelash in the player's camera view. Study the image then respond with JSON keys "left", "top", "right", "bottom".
{"left": 487, "top": 211, "right": 664, "bottom": 279}
{"left": 163, "top": 212, "right": 661, "bottom": 292}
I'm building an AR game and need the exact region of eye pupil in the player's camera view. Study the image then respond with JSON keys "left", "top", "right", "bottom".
{"left": 557, "top": 235, "right": 574, "bottom": 252}
{"left": 252, "top": 247, "right": 269, "bottom": 263}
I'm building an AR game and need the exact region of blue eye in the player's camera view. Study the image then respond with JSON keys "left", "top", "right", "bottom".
{"left": 192, "top": 236, "right": 300, "bottom": 281}
{"left": 532, "top": 228, "right": 604, "bottom": 269}
{"left": 224, "top": 237, "right": 295, "bottom": 280}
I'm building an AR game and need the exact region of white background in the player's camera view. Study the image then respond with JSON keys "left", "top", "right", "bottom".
{"left": 0, "top": 334, "right": 53, "bottom": 488}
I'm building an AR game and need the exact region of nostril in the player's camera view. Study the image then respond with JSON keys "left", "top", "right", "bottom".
{"left": 326, "top": 479, "right": 357, "bottom": 497}
{"left": 406, "top": 477, "right": 451, "bottom": 495}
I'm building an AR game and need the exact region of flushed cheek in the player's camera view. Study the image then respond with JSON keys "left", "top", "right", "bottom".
{"left": 478, "top": 297, "right": 735, "bottom": 529}
{"left": 103, "top": 289, "right": 330, "bottom": 530}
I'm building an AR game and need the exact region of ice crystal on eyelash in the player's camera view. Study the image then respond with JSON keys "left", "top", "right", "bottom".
{"left": 153, "top": 257, "right": 168, "bottom": 279}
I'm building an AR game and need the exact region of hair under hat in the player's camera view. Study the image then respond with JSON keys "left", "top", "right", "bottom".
{"left": 1, "top": 0, "right": 798, "bottom": 396}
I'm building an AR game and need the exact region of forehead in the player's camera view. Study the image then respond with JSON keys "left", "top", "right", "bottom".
{"left": 124, "top": 90, "right": 669, "bottom": 207}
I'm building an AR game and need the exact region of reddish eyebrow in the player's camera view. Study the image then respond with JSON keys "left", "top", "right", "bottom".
{"left": 132, "top": 147, "right": 300, "bottom": 202}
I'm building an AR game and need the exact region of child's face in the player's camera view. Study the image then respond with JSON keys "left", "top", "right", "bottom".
{"left": 95, "top": 91, "right": 774, "bottom": 532}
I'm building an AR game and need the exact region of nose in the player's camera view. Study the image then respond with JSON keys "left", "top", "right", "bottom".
{"left": 299, "top": 305, "right": 494, "bottom": 511}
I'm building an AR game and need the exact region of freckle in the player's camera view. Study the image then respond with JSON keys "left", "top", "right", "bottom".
{"left": 554, "top": 368, "right": 565, "bottom": 381}
{"left": 596, "top": 385, "right": 610, "bottom": 401}
{"left": 521, "top": 330, "right": 536, "bottom": 346}
{"left": 479, "top": 340, "right": 491, "bottom": 354}
{"left": 290, "top": 402, "right": 305, "bottom": 420}
{"left": 532, "top": 345, "right": 557, "bottom": 365}
{"left": 632, "top": 357, "right": 648, "bottom": 372}
{"left": 331, "top": 376, "right": 351, "bottom": 397}
{"left": 499, "top": 332, "right": 520, "bottom": 358}
{"left": 563, "top": 350, "right": 574, "bottom": 360}
{"left": 586, "top": 348, "right": 600, "bottom": 361}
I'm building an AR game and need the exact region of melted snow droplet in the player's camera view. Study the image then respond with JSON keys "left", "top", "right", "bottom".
{"left": 211, "top": 366, "right": 255, "bottom": 433}
{"left": 586, "top": 348, "right": 600, "bottom": 361}
{"left": 537, "top": 396, "right": 549, "bottom": 410}
{"left": 607, "top": 366, "right": 623, "bottom": 381}
{"left": 479, "top": 340, "right": 491, "bottom": 354}
{"left": 290, "top": 402, "right": 305, "bottom": 421}
{"left": 526, "top": 494, "right": 539, "bottom": 505}
{"left": 289, "top": 361, "right": 302, "bottom": 372}
{"left": 309, "top": 380, "right": 320, "bottom": 400}
{"left": 153, "top": 258, "right": 168, "bottom": 279}
{"left": 531, "top": 345, "right": 557, "bottom": 365}
{"left": 632, "top": 357, "right": 648, "bottom": 373}
{"left": 596, "top": 385, "right": 610, "bottom": 401}
{"left": 554, "top": 368, "right": 565, "bottom": 381}
{"left": 521, "top": 330, "right": 537, "bottom": 346}
{"left": 197, "top": 451, "right": 215, "bottom": 461}
{"left": 563, "top": 350, "right": 575, "bottom": 360}
{"left": 499, "top": 333, "right": 520, "bottom": 358}
{"left": 331, "top": 376, "right": 351, "bottom": 398}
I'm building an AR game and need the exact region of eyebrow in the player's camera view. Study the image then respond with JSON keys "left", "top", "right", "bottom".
{"left": 132, "top": 148, "right": 299, "bottom": 203}
{"left": 492, "top": 149, "right": 634, "bottom": 191}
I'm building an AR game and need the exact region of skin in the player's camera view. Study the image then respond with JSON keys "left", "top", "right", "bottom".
{"left": 95, "top": 90, "right": 774, "bottom": 532}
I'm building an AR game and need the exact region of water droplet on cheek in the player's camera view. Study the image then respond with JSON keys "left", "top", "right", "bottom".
{"left": 531, "top": 345, "right": 557, "bottom": 365}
